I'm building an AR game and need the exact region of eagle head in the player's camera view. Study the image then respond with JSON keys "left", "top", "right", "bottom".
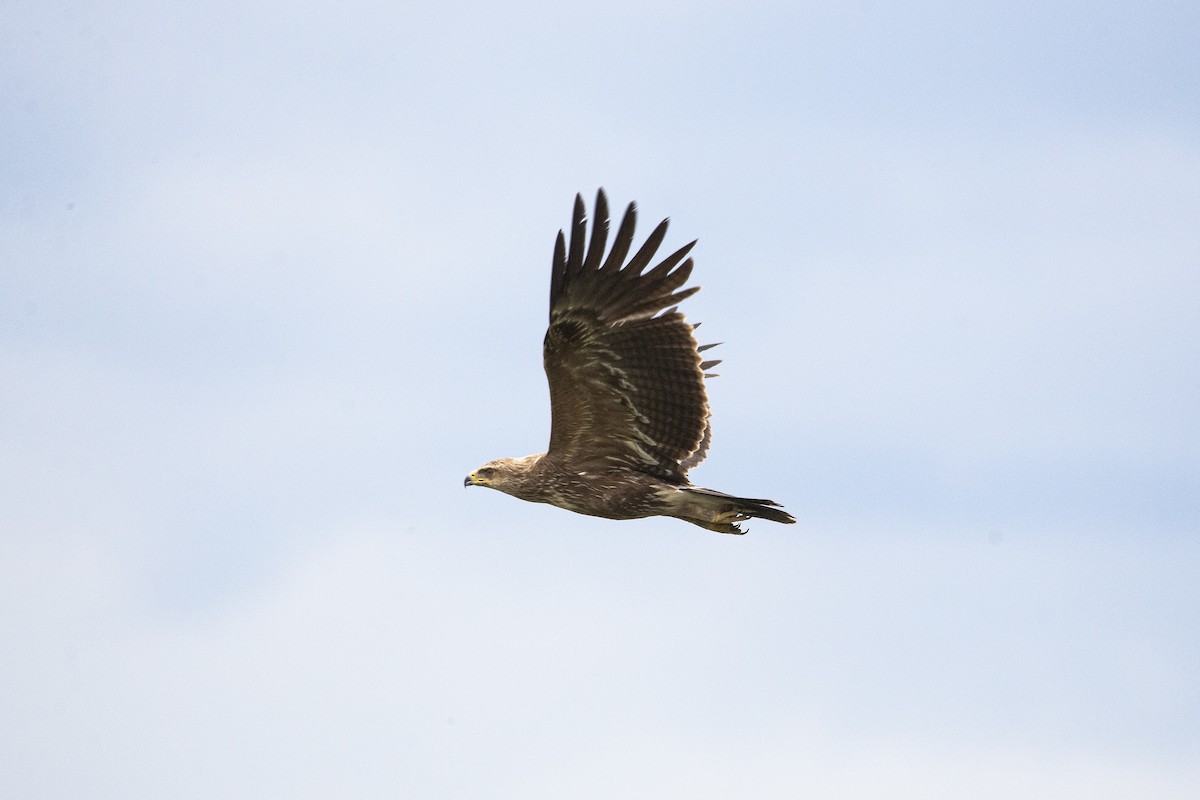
{"left": 464, "top": 455, "right": 541, "bottom": 495}
{"left": 464, "top": 462, "right": 499, "bottom": 488}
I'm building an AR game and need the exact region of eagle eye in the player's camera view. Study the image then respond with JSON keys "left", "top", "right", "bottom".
{"left": 479, "top": 467, "right": 495, "bottom": 478}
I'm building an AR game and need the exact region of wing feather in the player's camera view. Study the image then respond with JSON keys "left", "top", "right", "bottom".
{"left": 543, "top": 189, "right": 715, "bottom": 480}
{"left": 583, "top": 191, "right": 609, "bottom": 272}
{"left": 622, "top": 218, "right": 670, "bottom": 274}
{"left": 600, "top": 203, "right": 637, "bottom": 274}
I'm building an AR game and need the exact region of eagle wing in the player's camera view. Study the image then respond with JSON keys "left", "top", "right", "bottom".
{"left": 542, "top": 190, "right": 720, "bottom": 482}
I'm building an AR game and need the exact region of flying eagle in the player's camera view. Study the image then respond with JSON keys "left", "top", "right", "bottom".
{"left": 464, "top": 190, "right": 794, "bottom": 534}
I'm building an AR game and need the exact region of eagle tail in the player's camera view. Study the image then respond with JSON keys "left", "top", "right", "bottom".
{"left": 670, "top": 486, "right": 796, "bottom": 535}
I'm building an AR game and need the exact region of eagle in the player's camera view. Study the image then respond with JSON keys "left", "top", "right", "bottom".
{"left": 464, "top": 190, "right": 794, "bottom": 534}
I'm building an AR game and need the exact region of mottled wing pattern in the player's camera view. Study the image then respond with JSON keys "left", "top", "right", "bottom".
{"left": 542, "top": 190, "right": 721, "bottom": 482}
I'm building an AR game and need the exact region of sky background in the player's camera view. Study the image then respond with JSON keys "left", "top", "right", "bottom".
{"left": 3, "top": 1, "right": 1199, "bottom": 797}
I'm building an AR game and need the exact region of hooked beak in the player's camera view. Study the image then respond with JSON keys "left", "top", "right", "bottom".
{"left": 464, "top": 472, "right": 478, "bottom": 487}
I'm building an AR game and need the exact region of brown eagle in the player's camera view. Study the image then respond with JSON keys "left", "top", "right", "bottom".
{"left": 464, "top": 190, "right": 794, "bottom": 534}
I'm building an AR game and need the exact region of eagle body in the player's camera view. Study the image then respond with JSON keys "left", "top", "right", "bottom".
{"left": 471, "top": 456, "right": 673, "bottom": 520}
{"left": 465, "top": 190, "right": 794, "bottom": 535}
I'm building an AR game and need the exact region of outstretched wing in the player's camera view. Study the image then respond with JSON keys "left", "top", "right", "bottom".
{"left": 542, "top": 189, "right": 720, "bottom": 482}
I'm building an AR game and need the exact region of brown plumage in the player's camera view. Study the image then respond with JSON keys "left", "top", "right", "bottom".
{"left": 464, "top": 189, "right": 794, "bottom": 534}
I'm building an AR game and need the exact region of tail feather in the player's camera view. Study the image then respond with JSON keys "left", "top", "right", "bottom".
{"left": 671, "top": 486, "right": 796, "bottom": 535}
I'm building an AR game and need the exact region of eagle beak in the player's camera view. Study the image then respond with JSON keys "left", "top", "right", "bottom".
{"left": 464, "top": 472, "right": 478, "bottom": 487}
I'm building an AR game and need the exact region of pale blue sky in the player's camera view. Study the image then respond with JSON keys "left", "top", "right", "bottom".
{"left": 3, "top": 1, "right": 1198, "bottom": 797}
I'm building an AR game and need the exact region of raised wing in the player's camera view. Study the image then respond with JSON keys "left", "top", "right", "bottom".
{"left": 542, "top": 189, "right": 720, "bottom": 481}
